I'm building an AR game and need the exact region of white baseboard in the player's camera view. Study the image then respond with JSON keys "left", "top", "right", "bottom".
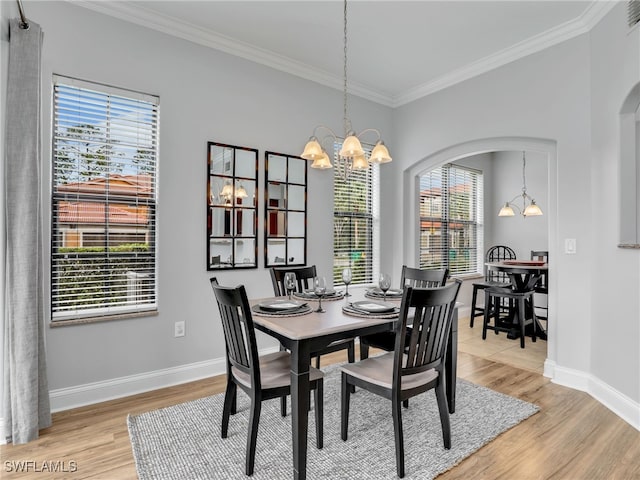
{"left": 0, "top": 418, "right": 5, "bottom": 445}
{"left": 549, "top": 362, "right": 640, "bottom": 431}
{"left": 49, "top": 346, "right": 279, "bottom": 413}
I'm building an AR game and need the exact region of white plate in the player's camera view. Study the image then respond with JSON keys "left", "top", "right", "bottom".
{"left": 351, "top": 301, "right": 396, "bottom": 313}
{"left": 258, "top": 300, "right": 306, "bottom": 312}
{"left": 368, "top": 288, "right": 403, "bottom": 296}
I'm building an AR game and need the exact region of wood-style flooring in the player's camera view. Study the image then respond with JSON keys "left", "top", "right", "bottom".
{"left": 1, "top": 319, "right": 638, "bottom": 479}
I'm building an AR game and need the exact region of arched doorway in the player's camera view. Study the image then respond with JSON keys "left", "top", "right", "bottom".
{"left": 402, "top": 137, "right": 557, "bottom": 375}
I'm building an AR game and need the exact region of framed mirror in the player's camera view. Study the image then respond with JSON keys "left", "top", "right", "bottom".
{"left": 207, "top": 142, "right": 258, "bottom": 270}
{"left": 265, "top": 152, "right": 307, "bottom": 267}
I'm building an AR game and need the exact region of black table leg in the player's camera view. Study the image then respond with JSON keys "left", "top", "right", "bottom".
{"left": 290, "top": 341, "right": 311, "bottom": 480}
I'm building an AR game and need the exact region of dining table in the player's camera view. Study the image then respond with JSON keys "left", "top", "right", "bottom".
{"left": 250, "top": 287, "right": 459, "bottom": 480}
{"left": 485, "top": 260, "right": 548, "bottom": 340}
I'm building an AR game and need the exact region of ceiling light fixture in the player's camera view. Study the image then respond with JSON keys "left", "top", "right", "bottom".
{"left": 498, "top": 151, "right": 543, "bottom": 217}
{"left": 300, "top": 0, "right": 392, "bottom": 181}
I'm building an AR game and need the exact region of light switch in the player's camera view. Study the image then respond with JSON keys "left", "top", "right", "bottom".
{"left": 565, "top": 238, "right": 576, "bottom": 254}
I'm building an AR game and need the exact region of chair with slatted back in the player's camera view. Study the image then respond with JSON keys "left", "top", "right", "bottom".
{"left": 340, "top": 280, "right": 462, "bottom": 478}
{"left": 270, "top": 265, "right": 317, "bottom": 296}
{"left": 469, "top": 245, "right": 516, "bottom": 328}
{"left": 270, "top": 266, "right": 356, "bottom": 370}
{"left": 210, "top": 277, "right": 324, "bottom": 476}
{"left": 359, "top": 266, "right": 449, "bottom": 361}
{"left": 530, "top": 250, "right": 549, "bottom": 324}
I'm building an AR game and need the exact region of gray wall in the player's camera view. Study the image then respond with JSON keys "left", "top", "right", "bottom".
{"left": 0, "top": 1, "right": 392, "bottom": 392}
{"left": 0, "top": 2, "right": 637, "bottom": 426}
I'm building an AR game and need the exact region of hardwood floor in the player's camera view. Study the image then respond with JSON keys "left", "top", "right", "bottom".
{"left": 1, "top": 319, "right": 638, "bottom": 479}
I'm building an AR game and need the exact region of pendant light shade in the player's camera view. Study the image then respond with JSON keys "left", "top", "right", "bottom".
{"left": 339, "top": 132, "right": 365, "bottom": 158}
{"left": 301, "top": 137, "right": 324, "bottom": 161}
{"left": 311, "top": 150, "right": 333, "bottom": 169}
{"left": 351, "top": 154, "right": 369, "bottom": 170}
{"left": 235, "top": 184, "right": 248, "bottom": 199}
{"left": 523, "top": 200, "right": 543, "bottom": 216}
{"left": 498, "top": 203, "right": 515, "bottom": 217}
{"left": 369, "top": 141, "right": 392, "bottom": 164}
{"left": 220, "top": 181, "right": 233, "bottom": 198}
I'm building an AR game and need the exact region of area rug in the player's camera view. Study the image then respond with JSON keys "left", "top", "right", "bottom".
{"left": 128, "top": 364, "right": 539, "bottom": 479}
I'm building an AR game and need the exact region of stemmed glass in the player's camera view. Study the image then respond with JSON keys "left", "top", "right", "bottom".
{"left": 379, "top": 273, "right": 391, "bottom": 302}
{"left": 314, "top": 276, "right": 327, "bottom": 313}
{"left": 284, "top": 272, "right": 297, "bottom": 300}
{"left": 342, "top": 267, "right": 352, "bottom": 297}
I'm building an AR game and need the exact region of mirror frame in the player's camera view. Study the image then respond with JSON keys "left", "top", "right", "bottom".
{"left": 264, "top": 151, "right": 307, "bottom": 267}
{"left": 207, "top": 141, "right": 258, "bottom": 270}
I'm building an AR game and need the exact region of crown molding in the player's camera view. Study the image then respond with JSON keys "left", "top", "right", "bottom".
{"left": 393, "top": 1, "right": 618, "bottom": 107}
{"left": 71, "top": 0, "right": 617, "bottom": 109}
{"left": 70, "top": 0, "right": 395, "bottom": 107}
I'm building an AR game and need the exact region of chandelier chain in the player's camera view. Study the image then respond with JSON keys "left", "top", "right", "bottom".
{"left": 521, "top": 151, "right": 527, "bottom": 195}
{"left": 343, "top": 0, "right": 348, "bottom": 137}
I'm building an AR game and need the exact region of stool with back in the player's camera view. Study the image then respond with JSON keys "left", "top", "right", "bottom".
{"left": 469, "top": 245, "right": 516, "bottom": 328}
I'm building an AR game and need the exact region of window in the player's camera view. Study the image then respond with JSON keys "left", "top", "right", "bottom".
{"left": 419, "top": 164, "right": 483, "bottom": 276}
{"left": 333, "top": 152, "right": 379, "bottom": 286}
{"left": 51, "top": 75, "right": 159, "bottom": 322}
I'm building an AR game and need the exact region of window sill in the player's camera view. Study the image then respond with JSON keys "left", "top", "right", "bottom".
{"left": 50, "top": 309, "right": 158, "bottom": 327}
{"left": 450, "top": 273, "right": 483, "bottom": 281}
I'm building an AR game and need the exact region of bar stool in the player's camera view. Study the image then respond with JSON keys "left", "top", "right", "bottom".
{"left": 482, "top": 285, "right": 537, "bottom": 349}
{"left": 469, "top": 245, "right": 515, "bottom": 327}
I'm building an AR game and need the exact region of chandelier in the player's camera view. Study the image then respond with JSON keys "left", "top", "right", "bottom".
{"left": 300, "top": 0, "right": 392, "bottom": 180}
{"left": 498, "top": 151, "right": 543, "bottom": 217}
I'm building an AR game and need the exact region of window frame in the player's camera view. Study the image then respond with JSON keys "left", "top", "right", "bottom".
{"left": 50, "top": 75, "right": 159, "bottom": 324}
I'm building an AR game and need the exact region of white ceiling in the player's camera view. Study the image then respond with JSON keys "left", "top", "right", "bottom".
{"left": 78, "top": 1, "right": 616, "bottom": 107}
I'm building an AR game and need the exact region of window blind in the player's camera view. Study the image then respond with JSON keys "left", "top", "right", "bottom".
{"left": 629, "top": 0, "right": 640, "bottom": 28}
{"left": 333, "top": 147, "right": 379, "bottom": 286}
{"left": 51, "top": 75, "right": 159, "bottom": 321}
{"left": 419, "top": 164, "right": 483, "bottom": 276}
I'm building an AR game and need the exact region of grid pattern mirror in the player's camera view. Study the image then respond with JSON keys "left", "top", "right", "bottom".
{"left": 264, "top": 152, "right": 307, "bottom": 267}
{"left": 207, "top": 142, "right": 258, "bottom": 270}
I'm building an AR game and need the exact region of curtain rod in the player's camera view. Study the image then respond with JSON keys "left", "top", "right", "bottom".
{"left": 17, "top": 0, "right": 29, "bottom": 29}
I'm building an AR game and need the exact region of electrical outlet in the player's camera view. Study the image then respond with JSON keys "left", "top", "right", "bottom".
{"left": 174, "top": 321, "right": 185, "bottom": 337}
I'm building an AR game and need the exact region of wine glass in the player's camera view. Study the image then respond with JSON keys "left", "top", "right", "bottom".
{"left": 314, "top": 276, "right": 327, "bottom": 312}
{"left": 379, "top": 273, "right": 391, "bottom": 302}
{"left": 284, "top": 272, "right": 297, "bottom": 300}
{"left": 342, "top": 267, "right": 352, "bottom": 297}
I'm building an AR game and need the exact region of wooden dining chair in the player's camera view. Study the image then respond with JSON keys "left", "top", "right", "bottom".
{"left": 270, "top": 265, "right": 355, "bottom": 371}
{"left": 359, "top": 266, "right": 448, "bottom": 361}
{"left": 340, "top": 280, "right": 462, "bottom": 478}
{"left": 210, "top": 277, "right": 324, "bottom": 475}
{"left": 469, "top": 245, "right": 516, "bottom": 328}
{"left": 269, "top": 265, "right": 317, "bottom": 296}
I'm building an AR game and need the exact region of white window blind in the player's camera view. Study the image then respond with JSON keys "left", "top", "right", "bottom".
{"left": 51, "top": 75, "right": 159, "bottom": 321}
{"left": 419, "top": 164, "right": 483, "bottom": 276}
{"left": 333, "top": 149, "right": 379, "bottom": 286}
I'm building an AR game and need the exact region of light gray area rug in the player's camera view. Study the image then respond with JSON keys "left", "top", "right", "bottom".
{"left": 128, "top": 365, "right": 539, "bottom": 479}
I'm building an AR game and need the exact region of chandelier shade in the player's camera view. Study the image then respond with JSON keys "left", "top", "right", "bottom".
{"left": 301, "top": 137, "right": 324, "bottom": 161}
{"left": 311, "top": 150, "right": 333, "bottom": 169}
{"left": 300, "top": 0, "right": 391, "bottom": 181}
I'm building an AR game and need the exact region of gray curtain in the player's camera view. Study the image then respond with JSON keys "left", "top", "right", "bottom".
{"left": 2, "top": 18, "right": 51, "bottom": 444}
